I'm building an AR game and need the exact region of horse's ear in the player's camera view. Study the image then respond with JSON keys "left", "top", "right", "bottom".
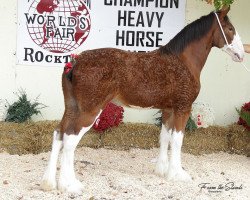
{"left": 218, "top": 5, "right": 230, "bottom": 19}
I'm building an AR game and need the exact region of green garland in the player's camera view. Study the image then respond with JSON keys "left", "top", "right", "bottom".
{"left": 201, "top": 0, "right": 234, "bottom": 10}
{"left": 5, "top": 90, "right": 46, "bottom": 123}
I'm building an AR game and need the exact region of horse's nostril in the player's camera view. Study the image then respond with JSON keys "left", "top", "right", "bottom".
{"left": 234, "top": 53, "right": 243, "bottom": 62}
{"left": 234, "top": 53, "right": 240, "bottom": 59}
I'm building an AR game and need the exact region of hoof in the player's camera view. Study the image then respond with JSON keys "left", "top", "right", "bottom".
{"left": 167, "top": 167, "right": 192, "bottom": 182}
{"left": 40, "top": 179, "right": 57, "bottom": 191}
{"left": 58, "top": 179, "right": 84, "bottom": 194}
{"left": 155, "top": 160, "right": 168, "bottom": 177}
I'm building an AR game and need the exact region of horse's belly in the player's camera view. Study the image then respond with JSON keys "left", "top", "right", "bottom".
{"left": 113, "top": 92, "right": 172, "bottom": 110}
{"left": 128, "top": 105, "right": 154, "bottom": 109}
{"left": 112, "top": 99, "right": 155, "bottom": 109}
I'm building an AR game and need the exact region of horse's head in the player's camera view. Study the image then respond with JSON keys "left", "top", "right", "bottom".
{"left": 213, "top": 7, "right": 244, "bottom": 62}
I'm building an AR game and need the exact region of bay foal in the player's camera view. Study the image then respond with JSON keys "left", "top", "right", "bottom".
{"left": 41, "top": 7, "right": 244, "bottom": 193}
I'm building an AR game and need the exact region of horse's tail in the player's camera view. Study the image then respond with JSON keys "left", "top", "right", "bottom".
{"left": 61, "top": 68, "right": 78, "bottom": 135}
{"left": 62, "top": 71, "right": 74, "bottom": 97}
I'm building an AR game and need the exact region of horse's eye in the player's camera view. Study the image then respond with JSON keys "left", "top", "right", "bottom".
{"left": 229, "top": 27, "right": 233, "bottom": 31}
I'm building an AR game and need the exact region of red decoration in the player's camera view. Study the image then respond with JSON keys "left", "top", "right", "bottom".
{"left": 64, "top": 62, "right": 73, "bottom": 74}
{"left": 197, "top": 114, "right": 202, "bottom": 126}
{"left": 237, "top": 102, "right": 250, "bottom": 131}
{"left": 64, "top": 54, "right": 78, "bottom": 74}
{"left": 93, "top": 102, "right": 124, "bottom": 132}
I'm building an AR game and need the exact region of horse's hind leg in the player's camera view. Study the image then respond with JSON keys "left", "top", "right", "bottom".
{"left": 155, "top": 109, "right": 174, "bottom": 176}
{"left": 41, "top": 130, "right": 63, "bottom": 191}
{"left": 41, "top": 91, "right": 77, "bottom": 191}
{"left": 58, "top": 109, "right": 102, "bottom": 194}
{"left": 167, "top": 109, "right": 192, "bottom": 181}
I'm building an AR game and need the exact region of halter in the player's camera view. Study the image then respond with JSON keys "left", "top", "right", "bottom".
{"left": 214, "top": 12, "right": 232, "bottom": 48}
{"left": 214, "top": 12, "right": 250, "bottom": 72}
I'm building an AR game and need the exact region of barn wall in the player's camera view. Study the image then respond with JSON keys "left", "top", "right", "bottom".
{"left": 0, "top": 0, "right": 249, "bottom": 125}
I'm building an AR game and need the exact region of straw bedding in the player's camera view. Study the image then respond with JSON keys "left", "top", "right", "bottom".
{"left": 0, "top": 122, "right": 249, "bottom": 156}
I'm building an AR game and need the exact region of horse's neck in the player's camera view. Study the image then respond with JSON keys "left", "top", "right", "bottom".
{"left": 179, "top": 31, "right": 214, "bottom": 79}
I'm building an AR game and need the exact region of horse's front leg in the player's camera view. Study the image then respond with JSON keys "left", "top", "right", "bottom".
{"left": 155, "top": 125, "right": 172, "bottom": 176}
{"left": 167, "top": 110, "right": 192, "bottom": 181}
{"left": 155, "top": 110, "right": 173, "bottom": 176}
